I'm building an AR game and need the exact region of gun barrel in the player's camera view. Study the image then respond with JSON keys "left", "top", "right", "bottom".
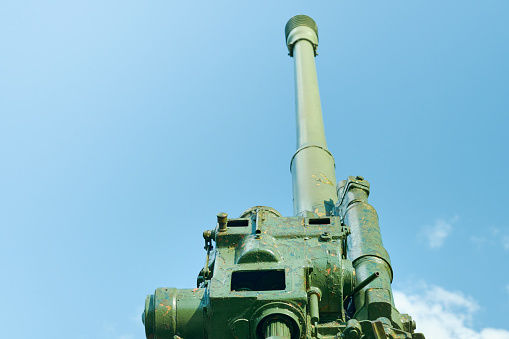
{"left": 286, "top": 15, "right": 338, "bottom": 217}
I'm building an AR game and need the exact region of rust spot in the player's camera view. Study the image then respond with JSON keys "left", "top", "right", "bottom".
{"left": 313, "top": 208, "right": 326, "bottom": 217}
{"left": 163, "top": 305, "right": 172, "bottom": 316}
{"left": 312, "top": 173, "right": 334, "bottom": 186}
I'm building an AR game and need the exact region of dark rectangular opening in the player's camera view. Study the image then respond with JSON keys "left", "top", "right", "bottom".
{"left": 309, "top": 218, "right": 331, "bottom": 225}
{"left": 227, "top": 219, "right": 249, "bottom": 227}
{"left": 231, "top": 270, "right": 285, "bottom": 291}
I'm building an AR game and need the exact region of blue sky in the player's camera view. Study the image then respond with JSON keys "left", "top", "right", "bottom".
{"left": 1, "top": 1, "right": 508, "bottom": 338}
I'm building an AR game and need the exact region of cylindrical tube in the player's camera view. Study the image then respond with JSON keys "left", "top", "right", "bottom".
{"left": 351, "top": 272, "right": 380, "bottom": 296}
{"left": 143, "top": 287, "right": 205, "bottom": 338}
{"left": 286, "top": 15, "right": 338, "bottom": 217}
{"left": 309, "top": 293, "right": 320, "bottom": 324}
{"left": 292, "top": 33, "right": 327, "bottom": 149}
{"left": 264, "top": 318, "right": 292, "bottom": 338}
{"left": 337, "top": 177, "right": 403, "bottom": 329}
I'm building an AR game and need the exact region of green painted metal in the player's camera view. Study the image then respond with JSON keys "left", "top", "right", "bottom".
{"left": 142, "top": 15, "right": 425, "bottom": 339}
{"left": 336, "top": 177, "right": 404, "bottom": 329}
{"left": 287, "top": 15, "right": 337, "bottom": 218}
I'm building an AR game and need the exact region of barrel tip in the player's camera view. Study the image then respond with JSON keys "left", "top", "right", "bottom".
{"left": 285, "top": 15, "right": 318, "bottom": 42}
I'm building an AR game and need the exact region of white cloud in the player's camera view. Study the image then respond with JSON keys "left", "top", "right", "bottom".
{"left": 502, "top": 236, "right": 509, "bottom": 250}
{"left": 394, "top": 284, "right": 509, "bottom": 339}
{"left": 490, "top": 228, "right": 501, "bottom": 236}
{"left": 99, "top": 321, "right": 135, "bottom": 339}
{"left": 469, "top": 236, "right": 487, "bottom": 250}
{"left": 469, "top": 227, "right": 509, "bottom": 251}
{"left": 420, "top": 216, "right": 457, "bottom": 248}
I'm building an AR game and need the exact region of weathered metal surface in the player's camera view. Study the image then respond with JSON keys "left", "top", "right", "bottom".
{"left": 287, "top": 15, "right": 337, "bottom": 218}
{"left": 142, "top": 15, "right": 425, "bottom": 339}
{"left": 336, "top": 176, "right": 407, "bottom": 331}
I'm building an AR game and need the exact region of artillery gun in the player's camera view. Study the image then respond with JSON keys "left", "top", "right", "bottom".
{"left": 142, "top": 15, "right": 425, "bottom": 339}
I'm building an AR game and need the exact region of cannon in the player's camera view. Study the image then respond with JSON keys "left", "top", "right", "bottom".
{"left": 142, "top": 15, "right": 425, "bottom": 339}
